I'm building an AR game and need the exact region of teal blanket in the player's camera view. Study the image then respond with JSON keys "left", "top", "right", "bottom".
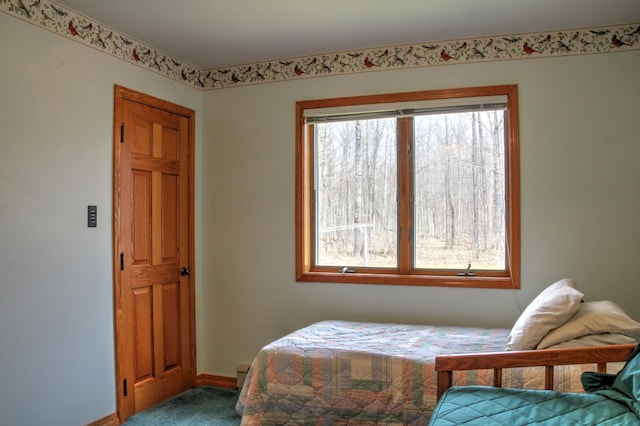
{"left": 583, "top": 343, "right": 640, "bottom": 418}
{"left": 430, "top": 344, "right": 640, "bottom": 425}
{"left": 429, "top": 386, "right": 637, "bottom": 425}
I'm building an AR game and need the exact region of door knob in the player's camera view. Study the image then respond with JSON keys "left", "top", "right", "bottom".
{"left": 180, "top": 267, "right": 191, "bottom": 276}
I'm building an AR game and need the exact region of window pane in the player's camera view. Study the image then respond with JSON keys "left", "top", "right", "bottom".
{"left": 413, "top": 111, "right": 506, "bottom": 270}
{"left": 315, "top": 119, "right": 397, "bottom": 268}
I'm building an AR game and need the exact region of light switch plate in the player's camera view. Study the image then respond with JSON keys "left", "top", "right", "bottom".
{"left": 88, "top": 205, "right": 97, "bottom": 227}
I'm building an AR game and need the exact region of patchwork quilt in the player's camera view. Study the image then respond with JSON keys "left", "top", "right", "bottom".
{"left": 235, "top": 320, "right": 601, "bottom": 425}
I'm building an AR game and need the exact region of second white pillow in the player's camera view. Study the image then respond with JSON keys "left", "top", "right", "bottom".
{"left": 537, "top": 300, "right": 640, "bottom": 349}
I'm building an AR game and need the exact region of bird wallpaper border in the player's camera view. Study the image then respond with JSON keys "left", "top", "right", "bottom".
{"left": 2, "top": 0, "right": 639, "bottom": 90}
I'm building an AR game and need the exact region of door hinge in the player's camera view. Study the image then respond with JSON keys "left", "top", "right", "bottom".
{"left": 123, "top": 378, "right": 127, "bottom": 397}
{"left": 120, "top": 122, "right": 125, "bottom": 143}
{"left": 120, "top": 252, "right": 124, "bottom": 271}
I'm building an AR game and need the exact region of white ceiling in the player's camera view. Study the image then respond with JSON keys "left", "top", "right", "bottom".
{"left": 54, "top": 0, "right": 640, "bottom": 69}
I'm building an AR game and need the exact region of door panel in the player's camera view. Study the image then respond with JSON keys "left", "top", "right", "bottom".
{"left": 113, "top": 86, "right": 195, "bottom": 421}
{"left": 133, "top": 287, "right": 154, "bottom": 381}
{"left": 132, "top": 170, "right": 152, "bottom": 265}
{"left": 160, "top": 173, "right": 179, "bottom": 263}
{"left": 162, "top": 282, "right": 181, "bottom": 369}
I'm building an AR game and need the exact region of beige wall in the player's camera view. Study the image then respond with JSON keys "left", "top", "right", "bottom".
{"left": 199, "top": 52, "right": 640, "bottom": 376}
{"left": 2, "top": 9, "right": 639, "bottom": 425}
{"left": 0, "top": 13, "right": 202, "bottom": 425}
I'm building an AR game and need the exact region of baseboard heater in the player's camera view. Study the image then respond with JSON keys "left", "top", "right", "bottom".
{"left": 236, "top": 364, "right": 251, "bottom": 389}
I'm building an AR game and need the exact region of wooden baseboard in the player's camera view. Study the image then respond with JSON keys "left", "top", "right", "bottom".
{"left": 86, "top": 412, "right": 119, "bottom": 426}
{"left": 197, "top": 373, "right": 238, "bottom": 389}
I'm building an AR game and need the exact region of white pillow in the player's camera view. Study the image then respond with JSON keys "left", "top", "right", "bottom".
{"left": 505, "top": 279, "right": 583, "bottom": 350}
{"left": 541, "top": 333, "right": 636, "bottom": 350}
{"left": 537, "top": 300, "right": 640, "bottom": 349}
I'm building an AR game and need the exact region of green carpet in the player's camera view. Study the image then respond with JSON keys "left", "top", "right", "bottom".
{"left": 124, "top": 386, "right": 241, "bottom": 425}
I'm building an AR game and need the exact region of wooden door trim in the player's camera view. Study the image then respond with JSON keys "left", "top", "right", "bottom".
{"left": 112, "top": 85, "right": 196, "bottom": 422}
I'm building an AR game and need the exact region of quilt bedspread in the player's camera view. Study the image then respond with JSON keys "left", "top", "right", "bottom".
{"left": 235, "top": 320, "right": 603, "bottom": 425}
{"left": 429, "top": 386, "right": 638, "bottom": 425}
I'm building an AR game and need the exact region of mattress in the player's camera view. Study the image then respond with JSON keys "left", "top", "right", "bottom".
{"left": 429, "top": 386, "right": 638, "bottom": 425}
{"left": 236, "top": 320, "right": 602, "bottom": 425}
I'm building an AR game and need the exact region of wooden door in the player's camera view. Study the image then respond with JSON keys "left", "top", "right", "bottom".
{"left": 113, "top": 86, "right": 195, "bottom": 422}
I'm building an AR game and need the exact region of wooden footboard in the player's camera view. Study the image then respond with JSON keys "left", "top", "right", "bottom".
{"left": 435, "top": 343, "right": 636, "bottom": 400}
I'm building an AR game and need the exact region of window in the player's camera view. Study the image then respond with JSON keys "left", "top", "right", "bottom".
{"left": 296, "top": 85, "right": 520, "bottom": 289}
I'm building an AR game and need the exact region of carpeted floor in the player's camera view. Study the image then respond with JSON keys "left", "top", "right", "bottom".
{"left": 124, "top": 386, "right": 241, "bottom": 425}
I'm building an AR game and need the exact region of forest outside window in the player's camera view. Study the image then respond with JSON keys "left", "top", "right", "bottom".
{"left": 295, "top": 85, "right": 520, "bottom": 289}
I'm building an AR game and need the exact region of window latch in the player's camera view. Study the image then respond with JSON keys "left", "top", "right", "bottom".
{"left": 339, "top": 267, "right": 356, "bottom": 273}
{"left": 457, "top": 263, "right": 476, "bottom": 277}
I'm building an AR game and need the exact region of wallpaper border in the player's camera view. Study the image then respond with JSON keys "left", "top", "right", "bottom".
{"left": 2, "top": 0, "right": 639, "bottom": 90}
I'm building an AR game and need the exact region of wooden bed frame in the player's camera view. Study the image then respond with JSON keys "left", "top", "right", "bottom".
{"left": 435, "top": 343, "right": 636, "bottom": 400}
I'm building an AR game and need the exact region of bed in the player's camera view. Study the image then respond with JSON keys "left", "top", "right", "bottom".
{"left": 430, "top": 343, "right": 639, "bottom": 425}
{"left": 236, "top": 280, "right": 639, "bottom": 424}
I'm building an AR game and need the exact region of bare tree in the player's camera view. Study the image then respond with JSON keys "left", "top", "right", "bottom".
{"left": 315, "top": 109, "right": 505, "bottom": 269}
{"left": 352, "top": 121, "right": 363, "bottom": 256}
